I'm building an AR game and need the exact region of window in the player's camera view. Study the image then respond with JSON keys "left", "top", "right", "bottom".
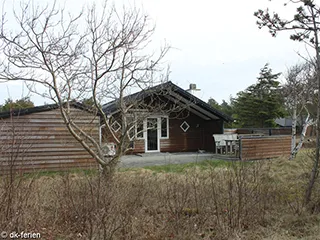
{"left": 180, "top": 121, "right": 190, "bottom": 132}
{"left": 111, "top": 120, "right": 121, "bottom": 132}
{"left": 136, "top": 122, "right": 144, "bottom": 139}
{"left": 128, "top": 126, "right": 135, "bottom": 140}
{"left": 126, "top": 115, "right": 135, "bottom": 140}
{"left": 161, "top": 117, "right": 168, "bottom": 138}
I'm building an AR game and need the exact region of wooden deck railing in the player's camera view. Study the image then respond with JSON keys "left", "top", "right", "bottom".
{"left": 239, "top": 135, "right": 291, "bottom": 160}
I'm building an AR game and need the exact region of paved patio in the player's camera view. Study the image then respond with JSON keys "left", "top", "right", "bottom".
{"left": 119, "top": 152, "right": 238, "bottom": 168}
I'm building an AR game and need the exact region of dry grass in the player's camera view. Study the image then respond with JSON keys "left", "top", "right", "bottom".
{"left": 1, "top": 152, "right": 320, "bottom": 239}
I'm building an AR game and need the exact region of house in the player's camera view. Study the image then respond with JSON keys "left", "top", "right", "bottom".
{"left": 0, "top": 103, "right": 99, "bottom": 172}
{"left": 102, "top": 81, "right": 233, "bottom": 153}
{"left": 275, "top": 118, "right": 293, "bottom": 127}
{"left": 0, "top": 81, "right": 232, "bottom": 173}
{"left": 275, "top": 117, "right": 315, "bottom": 136}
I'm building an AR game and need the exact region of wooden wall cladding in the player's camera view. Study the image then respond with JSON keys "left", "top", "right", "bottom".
{"left": 240, "top": 135, "right": 291, "bottom": 160}
{"left": 0, "top": 108, "right": 99, "bottom": 173}
{"left": 128, "top": 111, "right": 223, "bottom": 153}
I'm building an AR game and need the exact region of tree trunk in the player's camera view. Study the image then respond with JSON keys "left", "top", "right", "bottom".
{"left": 291, "top": 100, "right": 297, "bottom": 158}
{"left": 305, "top": 86, "right": 320, "bottom": 205}
{"left": 305, "top": 101, "right": 320, "bottom": 207}
{"left": 304, "top": 7, "right": 320, "bottom": 206}
{"left": 291, "top": 111, "right": 312, "bottom": 159}
{"left": 305, "top": 17, "right": 320, "bottom": 204}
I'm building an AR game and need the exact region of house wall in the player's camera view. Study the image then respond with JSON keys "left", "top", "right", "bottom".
{"left": 129, "top": 111, "right": 223, "bottom": 153}
{"left": 0, "top": 108, "right": 99, "bottom": 173}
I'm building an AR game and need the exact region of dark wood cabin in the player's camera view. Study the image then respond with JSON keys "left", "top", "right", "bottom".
{"left": 0, "top": 103, "right": 99, "bottom": 173}
{"left": 102, "top": 81, "right": 232, "bottom": 154}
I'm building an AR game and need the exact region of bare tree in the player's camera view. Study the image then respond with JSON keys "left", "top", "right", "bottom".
{"left": 0, "top": 113, "right": 36, "bottom": 229}
{"left": 0, "top": 1, "right": 171, "bottom": 176}
{"left": 255, "top": 0, "right": 320, "bottom": 206}
{"left": 283, "top": 63, "right": 316, "bottom": 159}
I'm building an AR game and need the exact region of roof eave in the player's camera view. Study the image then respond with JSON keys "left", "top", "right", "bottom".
{"left": 0, "top": 102, "right": 98, "bottom": 119}
{"left": 102, "top": 81, "right": 233, "bottom": 122}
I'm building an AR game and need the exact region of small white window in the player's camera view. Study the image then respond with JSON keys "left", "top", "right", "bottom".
{"left": 180, "top": 121, "right": 190, "bottom": 132}
{"left": 161, "top": 117, "right": 169, "bottom": 138}
{"left": 128, "top": 126, "right": 135, "bottom": 140}
{"left": 111, "top": 120, "right": 121, "bottom": 132}
{"left": 136, "top": 122, "right": 144, "bottom": 139}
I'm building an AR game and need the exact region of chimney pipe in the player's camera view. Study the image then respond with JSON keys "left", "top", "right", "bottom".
{"left": 186, "top": 83, "right": 201, "bottom": 99}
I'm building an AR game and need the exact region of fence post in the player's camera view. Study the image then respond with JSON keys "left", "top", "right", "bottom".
{"left": 239, "top": 137, "right": 242, "bottom": 160}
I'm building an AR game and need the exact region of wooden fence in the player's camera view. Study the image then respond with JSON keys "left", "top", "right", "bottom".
{"left": 239, "top": 135, "right": 291, "bottom": 161}
{"left": 225, "top": 127, "right": 292, "bottom": 136}
{"left": 0, "top": 108, "right": 99, "bottom": 173}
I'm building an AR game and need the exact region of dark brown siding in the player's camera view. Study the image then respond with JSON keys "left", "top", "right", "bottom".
{"left": 102, "top": 111, "right": 224, "bottom": 154}
{"left": 160, "top": 112, "right": 222, "bottom": 153}
{"left": 128, "top": 113, "right": 223, "bottom": 153}
{"left": 0, "top": 108, "right": 99, "bottom": 173}
{"left": 132, "top": 140, "right": 145, "bottom": 153}
{"left": 240, "top": 136, "right": 291, "bottom": 160}
{"left": 203, "top": 120, "right": 223, "bottom": 152}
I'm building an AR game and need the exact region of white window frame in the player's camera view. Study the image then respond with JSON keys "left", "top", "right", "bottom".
{"left": 111, "top": 120, "right": 121, "bottom": 133}
{"left": 180, "top": 121, "right": 190, "bottom": 132}
{"left": 134, "top": 115, "right": 169, "bottom": 140}
{"left": 135, "top": 121, "right": 145, "bottom": 139}
{"left": 99, "top": 124, "right": 104, "bottom": 146}
{"left": 160, "top": 116, "right": 169, "bottom": 139}
{"left": 128, "top": 125, "right": 135, "bottom": 141}
{"left": 145, "top": 117, "right": 160, "bottom": 153}
{"left": 124, "top": 114, "right": 136, "bottom": 141}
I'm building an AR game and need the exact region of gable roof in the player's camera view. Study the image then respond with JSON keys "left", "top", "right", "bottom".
{"left": 102, "top": 81, "right": 233, "bottom": 122}
{"left": 0, "top": 102, "right": 95, "bottom": 119}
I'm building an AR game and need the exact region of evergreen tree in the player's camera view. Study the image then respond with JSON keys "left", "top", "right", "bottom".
{"left": 233, "top": 64, "right": 285, "bottom": 128}
{"left": 82, "top": 97, "right": 95, "bottom": 108}
{"left": 255, "top": 0, "right": 320, "bottom": 205}
{"left": 0, "top": 97, "right": 34, "bottom": 112}
{"left": 220, "top": 99, "right": 234, "bottom": 117}
{"left": 208, "top": 97, "right": 235, "bottom": 128}
{"left": 208, "top": 98, "right": 222, "bottom": 111}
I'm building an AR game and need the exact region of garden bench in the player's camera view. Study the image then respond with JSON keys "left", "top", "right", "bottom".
{"left": 213, "top": 134, "right": 238, "bottom": 154}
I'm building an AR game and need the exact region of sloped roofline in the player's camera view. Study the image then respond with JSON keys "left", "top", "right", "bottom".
{"left": 102, "top": 81, "right": 233, "bottom": 122}
{"left": 0, "top": 101, "right": 96, "bottom": 119}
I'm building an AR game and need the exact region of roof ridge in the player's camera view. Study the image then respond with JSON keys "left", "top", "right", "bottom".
{"left": 102, "top": 81, "right": 233, "bottom": 122}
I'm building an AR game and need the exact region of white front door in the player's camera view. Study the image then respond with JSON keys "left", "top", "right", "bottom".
{"left": 145, "top": 117, "right": 160, "bottom": 152}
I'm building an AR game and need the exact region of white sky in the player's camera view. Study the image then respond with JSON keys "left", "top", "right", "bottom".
{"left": 0, "top": 0, "right": 314, "bottom": 105}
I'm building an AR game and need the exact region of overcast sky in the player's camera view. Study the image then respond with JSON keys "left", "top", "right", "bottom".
{"left": 0, "top": 0, "right": 312, "bottom": 105}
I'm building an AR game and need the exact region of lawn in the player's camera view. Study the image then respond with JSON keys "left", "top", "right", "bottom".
{"left": 134, "top": 159, "right": 252, "bottom": 173}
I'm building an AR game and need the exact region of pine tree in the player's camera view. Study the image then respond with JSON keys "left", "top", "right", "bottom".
{"left": 0, "top": 97, "right": 34, "bottom": 112}
{"left": 254, "top": 0, "right": 320, "bottom": 205}
{"left": 233, "top": 64, "right": 284, "bottom": 128}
